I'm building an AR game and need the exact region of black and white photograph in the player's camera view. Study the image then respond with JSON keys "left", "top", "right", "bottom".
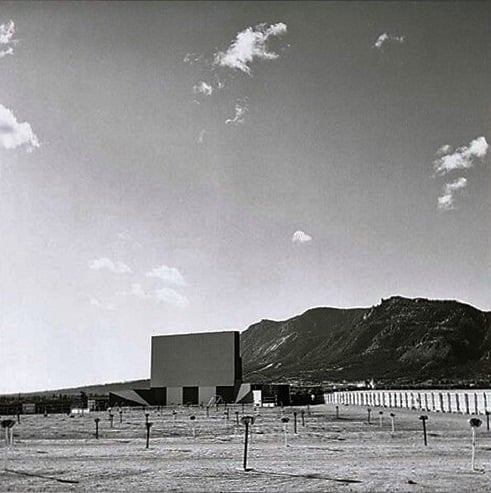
{"left": 0, "top": 1, "right": 490, "bottom": 491}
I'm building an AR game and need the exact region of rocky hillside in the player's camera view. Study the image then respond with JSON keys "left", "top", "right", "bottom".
{"left": 241, "top": 296, "right": 491, "bottom": 385}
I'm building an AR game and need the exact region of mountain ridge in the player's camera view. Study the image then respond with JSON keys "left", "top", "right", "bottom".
{"left": 241, "top": 296, "right": 491, "bottom": 385}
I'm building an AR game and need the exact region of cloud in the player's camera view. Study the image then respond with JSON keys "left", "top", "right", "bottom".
{"left": 88, "top": 257, "right": 132, "bottom": 274}
{"left": 129, "top": 283, "right": 146, "bottom": 298}
{"left": 374, "top": 32, "right": 405, "bottom": 50}
{"left": 437, "top": 177, "right": 468, "bottom": 211}
{"left": 193, "top": 81, "right": 213, "bottom": 96}
{"left": 436, "top": 144, "right": 452, "bottom": 157}
{"left": 0, "top": 104, "right": 39, "bottom": 151}
{"left": 0, "top": 20, "right": 16, "bottom": 58}
{"left": 214, "top": 22, "right": 287, "bottom": 76}
{"left": 225, "top": 102, "right": 248, "bottom": 125}
{"left": 146, "top": 265, "right": 187, "bottom": 286}
{"left": 154, "top": 287, "right": 189, "bottom": 307}
{"left": 183, "top": 53, "right": 203, "bottom": 65}
{"left": 292, "top": 230, "right": 312, "bottom": 243}
{"left": 127, "top": 282, "right": 189, "bottom": 307}
{"left": 433, "top": 136, "right": 489, "bottom": 175}
{"left": 198, "top": 129, "right": 206, "bottom": 144}
{"left": 116, "top": 231, "right": 132, "bottom": 241}
{"left": 90, "top": 298, "right": 115, "bottom": 311}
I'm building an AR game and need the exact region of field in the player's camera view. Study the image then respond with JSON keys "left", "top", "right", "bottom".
{"left": 1, "top": 403, "right": 491, "bottom": 492}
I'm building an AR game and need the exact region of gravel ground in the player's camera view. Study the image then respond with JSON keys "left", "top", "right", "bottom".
{"left": 1, "top": 403, "right": 490, "bottom": 492}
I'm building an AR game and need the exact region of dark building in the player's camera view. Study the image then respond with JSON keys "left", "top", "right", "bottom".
{"left": 149, "top": 331, "right": 242, "bottom": 405}
{"left": 109, "top": 330, "right": 294, "bottom": 408}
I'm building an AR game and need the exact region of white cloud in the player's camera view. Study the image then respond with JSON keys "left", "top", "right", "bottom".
{"left": 130, "top": 283, "right": 146, "bottom": 298}
{"left": 146, "top": 265, "right": 187, "bottom": 286}
{"left": 0, "top": 20, "right": 16, "bottom": 58}
{"left": 292, "top": 230, "right": 312, "bottom": 243}
{"left": 126, "top": 282, "right": 188, "bottom": 307}
{"left": 198, "top": 129, "right": 206, "bottom": 144}
{"left": 437, "top": 177, "right": 468, "bottom": 211}
{"left": 436, "top": 144, "right": 452, "bottom": 157}
{"left": 214, "top": 22, "right": 287, "bottom": 76}
{"left": 88, "top": 257, "right": 132, "bottom": 274}
{"left": 116, "top": 231, "right": 132, "bottom": 241}
{"left": 154, "top": 287, "right": 189, "bottom": 307}
{"left": 225, "top": 102, "right": 248, "bottom": 125}
{"left": 183, "top": 53, "right": 203, "bottom": 65}
{"left": 90, "top": 298, "right": 115, "bottom": 311}
{"left": 193, "top": 81, "right": 213, "bottom": 96}
{"left": 0, "top": 104, "right": 39, "bottom": 151}
{"left": 434, "top": 136, "right": 489, "bottom": 175}
{"left": 374, "top": 32, "right": 405, "bottom": 50}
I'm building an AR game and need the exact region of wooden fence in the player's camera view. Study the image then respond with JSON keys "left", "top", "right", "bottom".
{"left": 324, "top": 390, "right": 490, "bottom": 415}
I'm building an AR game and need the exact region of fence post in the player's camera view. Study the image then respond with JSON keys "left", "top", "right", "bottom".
{"left": 464, "top": 394, "right": 470, "bottom": 414}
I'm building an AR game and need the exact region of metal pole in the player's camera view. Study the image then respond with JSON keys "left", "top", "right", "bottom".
{"left": 243, "top": 423, "right": 249, "bottom": 471}
{"left": 146, "top": 423, "right": 152, "bottom": 449}
{"left": 471, "top": 427, "right": 476, "bottom": 470}
{"left": 294, "top": 412, "right": 297, "bottom": 434}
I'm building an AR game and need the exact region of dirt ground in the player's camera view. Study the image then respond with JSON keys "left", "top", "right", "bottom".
{"left": 1, "top": 403, "right": 490, "bottom": 492}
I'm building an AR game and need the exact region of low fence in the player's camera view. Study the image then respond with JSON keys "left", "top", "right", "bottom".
{"left": 325, "top": 390, "right": 491, "bottom": 415}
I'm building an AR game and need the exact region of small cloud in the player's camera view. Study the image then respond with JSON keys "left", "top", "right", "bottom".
{"left": 436, "top": 144, "right": 452, "bottom": 157}
{"left": 193, "top": 81, "right": 213, "bottom": 96}
{"left": 88, "top": 257, "right": 132, "bottom": 274}
{"left": 130, "top": 283, "right": 146, "bottom": 298}
{"left": 183, "top": 52, "right": 203, "bottom": 65}
{"left": 126, "top": 282, "right": 188, "bottom": 307}
{"left": 0, "top": 104, "right": 39, "bottom": 151}
{"left": 437, "top": 177, "right": 468, "bottom": 211}
{"left": 292, "top": 230, "right": 312, "bottom": 243}
{"left": 198, "top": 129, "right": 206, "bottom": 144}
{"left": 373, "top": 32, "right": 405, "bottom": 50}
{"left": 116, "top": 231, "right": 132, "bottom": 241}
{"left": 214, "top": 22, "right": 287, "bottom": 76}
{"left": 225, "top": 102, "right": 248, "bottom": 125}
{"left": 154, "top": 287, "right": 189, "bottom": 307}
{"left": 0, "top": 20, "right": 16, "bottom": 58}
{"left": 146, "top": 265, "right": 187, "bottom": 286}
{"left": 90, "top": 298, "right": 115, "bottom": 311}
{"left": 433, "top": 136, "right": 489, "bottom": 175}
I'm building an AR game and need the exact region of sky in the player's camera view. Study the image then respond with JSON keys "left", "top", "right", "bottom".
{"left": 0, "top": 1, "right": 489, "bottom": 393}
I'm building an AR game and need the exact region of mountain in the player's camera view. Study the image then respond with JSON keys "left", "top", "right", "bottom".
{"left": 241, "top": 296, "right": 491, "bottom": 385}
